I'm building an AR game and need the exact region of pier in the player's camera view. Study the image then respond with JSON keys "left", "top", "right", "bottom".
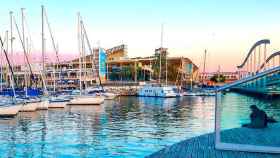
{"left": 147, "top": 124, "right": 280, "bottom": 158}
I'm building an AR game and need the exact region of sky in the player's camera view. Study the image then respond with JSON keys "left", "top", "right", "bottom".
{"left": 0, "top": 0, "right": 280, "bottom": 72}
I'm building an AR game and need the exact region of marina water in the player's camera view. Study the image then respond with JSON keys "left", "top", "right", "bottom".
{"left": 0, "top": 93, "right": 279, "bottom": 157}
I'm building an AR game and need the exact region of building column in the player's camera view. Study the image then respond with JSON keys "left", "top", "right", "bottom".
{"left": 134, "top": 61, "right": 137, "bottom": 83}
{"left": 106, "top": 62, "right": 109, "bottom": 81}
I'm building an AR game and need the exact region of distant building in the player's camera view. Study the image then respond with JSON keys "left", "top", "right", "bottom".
{"left": 106, "top": 47, "right": 199, "bottom": 87}
{"left": 199, "top": 71, "right": 238, "bottom": 85}
{"left": 106, "top": 44, "right": 128, "bottom": 61}
{"left": 4, "top": 44, "right": 199, "bottom": 90}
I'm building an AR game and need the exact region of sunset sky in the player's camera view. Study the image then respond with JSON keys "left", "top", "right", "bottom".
{"left": 0, "top": 0, "right": 280, "bottom": 72}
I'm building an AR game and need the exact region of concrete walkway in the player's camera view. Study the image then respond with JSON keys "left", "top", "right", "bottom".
{"left": 147, "top": 126, "right": 280, "bottom": 158}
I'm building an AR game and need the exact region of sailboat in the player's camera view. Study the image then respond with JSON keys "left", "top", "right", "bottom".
{"left": 0, "top": 33, "right": 24, "bottom": 117}
{"left": 85, "top": 47, "right": 117, "bottom": 100}
{"left": 14, "top": 8, "right": 49, "bottom": 111}
{"left": 39, "top": 6, "right": 70, "bottom": 107}
{"left": 138, "top": 24, "right": 178, "bottom": 98}
{"left": 183, "top": 49, "right": 215, "bottom": 96}
{"left": 67, "top": 13, "right": 104, "bottom": 105}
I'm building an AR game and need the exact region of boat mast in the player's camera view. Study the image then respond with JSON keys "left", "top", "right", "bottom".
{"left": 10, "top": 11, "right": 14, "bottom": 75}
{"left": 14, "top": 10, "right": 36, "bottom": 92}
{"left": 21, "top": 8, "right": 28, "bottom": 97}
{"left": 77, "top": 12, "right": 82, "bottom": 96}
{"left": 9, "top": 11, "right": 16, "bottom": 98}
{"left": 0, "top": 39, "right": 2, "bottom": 92}
{"left": 81, "top": 25, "right": 86, "bottom": 90}
{"left": 162, "top": 24, "right": 168, "bottom": 86}
{"left": 203, "top": 49, "right": 207, "bottom": 84}
{"left": 159, "top": 24, "right": 163, "bottom": 84}
{"left": 55, "top": 43, "right": 59, "bottom": 92}
{"left": 43, "top": 6, "right": 61, "bottom": 93}
{"left": 5, "top": 31, "right": 9, "bottom": 89}
{"left": 41, "top": 5, "right": 46, "bottom": 90}
{"left": 80, "top": 21, "right": 104, "bottom": 90}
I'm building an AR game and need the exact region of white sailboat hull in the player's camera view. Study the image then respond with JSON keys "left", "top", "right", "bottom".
{"left": 103, "top": 92, "right": 117, "bottom": 100}
{"left": 36, "top": 100, "right": 49, "bottom": 110}
{"left": 0, "top": 104, "right": 23, "bottom": 117}
{"left": 67, "top": 96, "right": 104, "bottom": 105}
{"left": 20, "top": 102, "right": 38, "bottom": 112}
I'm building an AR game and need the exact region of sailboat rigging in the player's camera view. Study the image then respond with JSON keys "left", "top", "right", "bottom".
{"left": 80, "top": 20, "right": 104, "bottom": 90}
{"left": 0, "top": 36, "right": 17, "bottom": 98}
{"left": 13, "top": 15, "right": 35, "bottom": 84}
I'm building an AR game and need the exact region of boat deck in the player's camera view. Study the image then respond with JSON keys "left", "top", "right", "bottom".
{"left": 147, "top": 125, "right": 280, "bottom": 158}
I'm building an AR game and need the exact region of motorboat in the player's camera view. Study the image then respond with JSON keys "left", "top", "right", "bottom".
{"left": 101, "top": 92, "right": 117, "bottom": 100}
{"left": 138, "top": 84, "right": 178, "bottom": 98}
{"left": 49, "top": 95, "right": 72, "bottom": 103}
{"left": 86, "top": 87, "right": 117, "bottom": 100}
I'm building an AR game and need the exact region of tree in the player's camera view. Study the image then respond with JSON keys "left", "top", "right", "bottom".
{"left": 210, "top": 74, "right": 226, "bottom": 83}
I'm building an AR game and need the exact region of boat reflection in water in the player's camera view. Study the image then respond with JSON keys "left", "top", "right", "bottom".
{"left": 0, "top": 95, "right": 217, "bottom": 157}
{"left": 138, "top": 96, "right": 180, "bottom": 109}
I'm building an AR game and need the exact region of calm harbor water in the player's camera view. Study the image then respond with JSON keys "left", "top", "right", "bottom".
{"left": 0, "top": 93, "right": 278, "bottom": 157}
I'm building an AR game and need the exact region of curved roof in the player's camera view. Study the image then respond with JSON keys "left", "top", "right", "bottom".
{"left": 237, "top": 39, "right": 270, "bottom": 69}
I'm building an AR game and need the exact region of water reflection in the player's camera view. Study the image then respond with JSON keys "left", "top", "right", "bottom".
{"left": 0, "top": 96, "right": 216, "bottom": 157}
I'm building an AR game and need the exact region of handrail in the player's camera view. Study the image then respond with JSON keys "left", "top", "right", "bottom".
{"left": 237, "top": 39, "right": 270, "bottom": 69}
{"left": 216, "top": 66, "right": 280, "bottom": 92}
{"left": 257, "top": 51, "right": 280, "bottom": 72}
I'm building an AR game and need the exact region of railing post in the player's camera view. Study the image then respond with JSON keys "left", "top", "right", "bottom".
{"left": 253, "top": 49, "right": 256, "bottom": 75}
{"left": 264, "top": 44, "right": 267, "bottom": 71}
{"left": 258, "top": 45, "right": 261, "bottom": 71}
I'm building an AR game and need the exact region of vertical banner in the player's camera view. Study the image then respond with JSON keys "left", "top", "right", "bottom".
{"left": 99, "top": 48, "right": 107, "bottom": 81}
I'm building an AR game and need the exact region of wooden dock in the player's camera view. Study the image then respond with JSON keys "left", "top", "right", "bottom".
{"left": 147, "top": 126, "right": 280, "bottom": 158}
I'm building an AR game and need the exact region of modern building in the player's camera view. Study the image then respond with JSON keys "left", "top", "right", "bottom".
{"left": 2, "top": 44, "right": 199, "bottom": 91}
